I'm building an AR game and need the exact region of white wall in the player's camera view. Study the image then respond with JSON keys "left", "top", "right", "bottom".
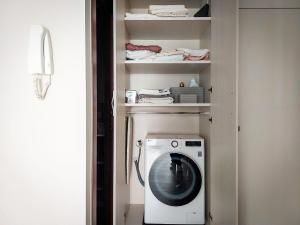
{"left": 0, "top": 1, "right": 88, "bottom": 225}
{"left": 85, "top": 0, "right": 93, "bottom": 224}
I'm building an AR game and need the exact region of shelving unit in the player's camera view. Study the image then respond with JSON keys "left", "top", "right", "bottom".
{"left": 125, "top": 60, "right": 211, "bottom": 74}
{"left": 123, "top": 2, "right": 212, "bottom": 221}
{"left": 121, "top": 1, "right": 213, "bottom": 223}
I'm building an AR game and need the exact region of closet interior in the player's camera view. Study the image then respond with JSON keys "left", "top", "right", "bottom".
{"left": 94, "top": 0, "right": 238, "bottom": 225}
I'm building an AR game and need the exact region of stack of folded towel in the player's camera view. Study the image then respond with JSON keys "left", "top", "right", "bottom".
{"left": 126, "top": 43, "right": 162, "bottom": 60}
{"left": 126, "top": 43, "right": 210, "bottom": 61}
{"left": 149, "top": 5, "right": 189, "bottom": 17}
{"left": 125, "top": 5, "right": 189, "bottom": 19}
{"left": 178, "top": 48, "right": 210, "bottom": 61}
{"left": 126, "top": 50, "right": 155, "bottom": 60}
{"left": 138, "top": 89, "right": 174, "bottom": 104}
{"left": 125, "top": 12, "right": 158, "bottom": 19}
{"left": 155, "top": 50, "right": 185, "bottom": 61}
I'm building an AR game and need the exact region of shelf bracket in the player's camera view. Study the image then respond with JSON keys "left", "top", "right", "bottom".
{"left": 209, "top": 212, "right": 213, "bottom": 221}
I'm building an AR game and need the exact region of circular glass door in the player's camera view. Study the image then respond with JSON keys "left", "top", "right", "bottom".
{"left": 149, "top": 153, "right": 202, "bottom": 206}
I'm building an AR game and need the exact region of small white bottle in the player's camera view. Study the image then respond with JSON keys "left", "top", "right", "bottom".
{"left": 189, "top": 78, "right": 199, "bottom": 87}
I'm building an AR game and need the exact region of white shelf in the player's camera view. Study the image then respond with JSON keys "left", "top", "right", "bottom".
{"left": 125, "top": 17, "right": 211, "bottom": 40}
{"left": 125, "top": 103, "right": 211, "bottom": 107}
{"left": 125, "top": 60, "right": 211, "bottom": 74}
{"left": 125, "top": 17, "right": 211, "bottom": 21}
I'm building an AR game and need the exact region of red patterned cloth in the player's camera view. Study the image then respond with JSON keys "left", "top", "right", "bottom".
{"left": 126, "top": 43, "right": 162, "bottom": 53}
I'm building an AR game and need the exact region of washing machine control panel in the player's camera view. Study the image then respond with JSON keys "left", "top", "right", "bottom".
{"left": 185, "top": 141, "right": 202, "bottom": 147}
{"left": 170, "top": 140, "right": 202, "bottom": 149}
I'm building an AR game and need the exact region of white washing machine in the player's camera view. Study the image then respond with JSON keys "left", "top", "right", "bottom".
{"left": 144, "top": 134, "right": 205, "bottom": 225}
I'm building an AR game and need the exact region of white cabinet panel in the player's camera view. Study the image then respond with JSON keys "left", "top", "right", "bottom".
{"left": 210, "top": 0, "right": 238, "bottom": 225}
{"left": 239, "top": 9, "right": 300, "bottom": 225}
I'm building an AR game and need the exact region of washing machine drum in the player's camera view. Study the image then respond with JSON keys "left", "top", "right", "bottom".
{"left": 149, "top": 153, "right": 202, "bottom": 206}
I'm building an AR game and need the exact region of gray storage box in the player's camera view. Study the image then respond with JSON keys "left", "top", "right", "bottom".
{"left": 180, "top": 94, "right": 198, "bottom": 103}
{"left": 170, "top": 87, "right": 205, "bottom": 103}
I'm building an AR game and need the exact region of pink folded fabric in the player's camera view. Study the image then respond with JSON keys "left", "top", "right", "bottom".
{"left": 126, "top": 43, "right": 162, "bottom": 53}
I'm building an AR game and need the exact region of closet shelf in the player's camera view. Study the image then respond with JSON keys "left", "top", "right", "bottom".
{"left": 125, "top": 17, "right": 211, "bottom": 40}
{"left": 125, "top": 60, "right": 211, "bottom": 74}
{"left": 125, "top": 103, "right": 211, "bottom": 107}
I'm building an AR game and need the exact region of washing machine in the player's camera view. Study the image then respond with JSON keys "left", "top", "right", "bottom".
{"left": 144, "top": 134, "right": 205, "bottom": 225}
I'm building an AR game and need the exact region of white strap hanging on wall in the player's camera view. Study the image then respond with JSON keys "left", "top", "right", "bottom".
{"left": 28, "top": 25, "right": 54, "bottom": 100}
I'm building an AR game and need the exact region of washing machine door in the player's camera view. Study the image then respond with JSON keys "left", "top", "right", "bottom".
{"left": 149, "top": 153, "right": 202, "bottom": 206}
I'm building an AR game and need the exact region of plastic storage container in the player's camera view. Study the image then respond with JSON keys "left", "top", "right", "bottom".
{"left": 170, "top": 87, "right": 205, "bottom": 103}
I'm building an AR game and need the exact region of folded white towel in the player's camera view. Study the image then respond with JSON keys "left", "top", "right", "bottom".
{"left": 149, "top": 5, "right": 186, "bottom": 11}
{"left": 152, "top": 11, "right": 188, "bottom": 17}
{"left": 139, "top": 89, "right": 170, "bottom": 96}
{"left": 154, "top": 54, "right": 184, "bottom": 61}
{"left": 138, "top": 97, "right": 174, "bottom": 104}
{"left": 126, "top": 50, "right": 155, "bottom": 60}
{"left": 125, "top": 12, "right": 158, "bottom": 19}
{"left": 149, "top": 5, "right": 188, "bottom": 17}
{"left": 157, "top": 50, "right": 185, "bottom": 57}
{"left": 177, "top": 48, "right": 210, "bottom": 57}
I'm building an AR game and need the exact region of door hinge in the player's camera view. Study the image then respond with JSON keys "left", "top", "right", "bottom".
{"left": 208, "top": 86, "right": 213, "bottom": 93}
{"left": 123, "top": 212, "right": 127, "bottom": 223}
{"left": 111, "top": 90, "right": 115, "bottom": 117}
{"left": 209, "top": 212, "right": 213, "bottom": 221}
